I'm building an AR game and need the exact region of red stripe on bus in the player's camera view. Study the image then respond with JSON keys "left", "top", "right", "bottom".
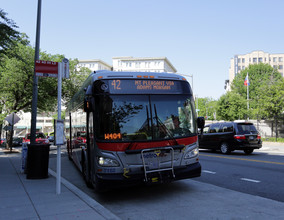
{"left": 96, "top": 136, "right": 198, "bottom": 151}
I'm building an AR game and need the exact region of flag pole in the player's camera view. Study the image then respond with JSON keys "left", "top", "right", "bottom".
{"left": 246, "top": 72, "right": 249, "bottom": 120}
{"left": 247, "top": 80, "right": 249, "bottom": 120}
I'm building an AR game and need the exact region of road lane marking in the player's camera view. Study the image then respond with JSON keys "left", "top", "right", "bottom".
{"left": 202, "top": 170, "right": 216, "bottom": 174}
{"left": 241, "top": 178, "right": 261, "bottom": 183}
{"left": 200, "top": 153, "right": 284, "bottom": 165}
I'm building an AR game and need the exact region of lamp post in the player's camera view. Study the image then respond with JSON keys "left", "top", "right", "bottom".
{"left": 30, "top": 0, "right": 42, "bottom": 144}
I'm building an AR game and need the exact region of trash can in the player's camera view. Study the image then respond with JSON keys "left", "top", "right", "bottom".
{"left": 26, "top": 144, "right": 50, "bottom": 179}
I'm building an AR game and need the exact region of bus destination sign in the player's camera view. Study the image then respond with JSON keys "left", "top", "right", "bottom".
{"left": 107, "top": 79, "right": 189, "bottom": 94}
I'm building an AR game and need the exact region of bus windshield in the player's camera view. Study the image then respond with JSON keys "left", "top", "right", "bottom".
{"left": 96, "top": 94, "right": 196, "bottom": 141}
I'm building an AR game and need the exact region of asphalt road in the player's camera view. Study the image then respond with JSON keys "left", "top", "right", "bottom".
{"left": 197, "top": 149, "right": 284, "bottom": 202}
{"left": 48, "top": 144, "right": 284, "bottom": 219}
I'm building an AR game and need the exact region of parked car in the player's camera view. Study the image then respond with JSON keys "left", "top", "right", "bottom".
{"left": 47, "top": 132, "right": 54, "bottom": 143}
{"left": 1, "top": 138, "right": 6, "bottom": 147}
{"left": 12, "top": 137, "right": 23, "bottom": 147}
{"left": 198, "top": 121, "right": 262, "bottom": 154}
{"left": 23, "top": 132, "right": 49, "bottom": 145}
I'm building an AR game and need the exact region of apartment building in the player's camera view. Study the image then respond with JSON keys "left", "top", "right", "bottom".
{"left": 77, "top": 59, "right": 112, "bottom": 72}
{"left": 227, "top": 51, "right": 284, "bottom": 90}
{"left": 112, "top": 56, "right": 177, "bottom": 73}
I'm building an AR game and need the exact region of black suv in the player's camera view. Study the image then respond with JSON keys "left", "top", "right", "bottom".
{"left": 198, "top": 121, "right": 262, "bottom": 154}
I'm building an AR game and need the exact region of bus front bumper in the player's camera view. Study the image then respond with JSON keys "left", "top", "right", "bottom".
{"left": 94, "top": 162, "right": 201, "bottom": 189}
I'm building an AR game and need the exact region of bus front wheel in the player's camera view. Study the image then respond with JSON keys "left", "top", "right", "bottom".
{"left": 81, "top": 152, "right": 93, "bottom": 188}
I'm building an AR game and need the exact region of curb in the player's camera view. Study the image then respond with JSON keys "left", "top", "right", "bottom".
{"left": 48, "top": 168, "right": 121, "bottom": 220}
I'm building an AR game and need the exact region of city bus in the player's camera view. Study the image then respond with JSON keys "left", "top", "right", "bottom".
{"left": 66, "top": 70, "right": 204, "bottom": 192}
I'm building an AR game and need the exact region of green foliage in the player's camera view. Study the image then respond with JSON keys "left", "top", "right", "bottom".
{"left": 0, "top": 34, "right": 91, "bottom": 123}
{"left": 195, "top": 97, "right": 217, "bottom": 120}
{"left": 62, "top": 60, "right": 91, "bottom": 104}
{"left": 197, "top": 63, "right": 283, "bottom": 122}
{"left": 229, "top": 63, "right": 283, "bottom": 120}
{"left": 216, "top": 91, "right": 247, "bottom": 121}
{"left": 263, "top": 137, "right": 284, "bottom": 143}
{"left": 258, "top": 78, "right": 284, "bottom": 119}
{"left": 0, "top": 9, "right": 20, "bottom": 57}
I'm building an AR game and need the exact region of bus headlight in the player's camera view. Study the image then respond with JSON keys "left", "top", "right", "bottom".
{"left": 184, "top": 147, "right": 199, "bottom": 159}
{"left": 98, "top": 157, "right": 120, "bottom": 167}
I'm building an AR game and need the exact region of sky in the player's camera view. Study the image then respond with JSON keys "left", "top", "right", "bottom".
{"left": 1, "top": 0, "right": 284, "bottom": 99}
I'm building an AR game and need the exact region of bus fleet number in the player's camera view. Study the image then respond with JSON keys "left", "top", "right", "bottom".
{"left": 105, "top": 133, "right": 122, "bottom": 140}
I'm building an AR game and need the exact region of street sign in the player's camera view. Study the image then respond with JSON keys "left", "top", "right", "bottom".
{"left": 62, "top": 58, "right": 69, "bottom": 79}
{"left": 35, "top": 60, "right": 59, "bottom": 77}
{"left": 3, "top": 125, "right": 12, "bottom": 131}
{"left": 5, "top": 113, "right": 20, "bottom": 125}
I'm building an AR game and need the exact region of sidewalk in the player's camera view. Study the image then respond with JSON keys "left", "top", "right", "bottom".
{"left": 0, "top": 149, "right": 120, "bottom": 220}
{"left": 261, "top": 141, "right": 284, "bottom": 154}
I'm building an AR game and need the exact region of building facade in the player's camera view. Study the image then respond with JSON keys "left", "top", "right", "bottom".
{"left": 227, "top": 51, "right": 284, "bottom": 90}
{"left": 112, "top": 56, "right": 177, "bottom": 73}
{"left": 77, "top": 59, "right": 112, "bottom": 72}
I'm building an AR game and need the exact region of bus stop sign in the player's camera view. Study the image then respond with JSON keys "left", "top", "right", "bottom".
{"left": 35, "top": 60, "right": 59, "bottom": 77}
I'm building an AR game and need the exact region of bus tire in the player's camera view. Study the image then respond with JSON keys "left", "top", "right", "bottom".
{"left": 93, "top": 175, "right": 106, "bottom": 193}
{"left": 81, "top": 152, "right": 93, "bottom": 188}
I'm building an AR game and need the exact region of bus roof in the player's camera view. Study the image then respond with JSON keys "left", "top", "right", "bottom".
{"left": 89, "top": 70, "right": 186, "bottom": 82}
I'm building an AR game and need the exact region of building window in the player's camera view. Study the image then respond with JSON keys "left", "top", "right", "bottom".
{"left": 258, "top": 58, "right": 263, "bottom": 63}
{"left": 273, "top": 57, "right": 277, "bottom": 62}
{"left": 238, "top": 58, "right": 241, "bottom": 63}
{"left": 273, "top": 65, "right": 277, "bottom": 69}
{"left": 279, "top": 57, "right": 283, "bottom": 62}
{"left": 253, "top": 58, "right": 257, "bottom": 63}
{"left": 242, "top": 58, "right": 245, "bottom": 63}
{"left": 279, "top": 65, "right": 283, "bottom": 70}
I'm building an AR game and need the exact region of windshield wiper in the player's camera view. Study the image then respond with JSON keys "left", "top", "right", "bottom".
{"left": 154, "top": 104, "right": 179, "bottom": 146}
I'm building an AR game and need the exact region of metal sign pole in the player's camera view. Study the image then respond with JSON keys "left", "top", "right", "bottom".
{"left": 56, "top": 63, "right": 62, "bottom": 195}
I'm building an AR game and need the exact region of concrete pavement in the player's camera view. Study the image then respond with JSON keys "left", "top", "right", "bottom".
{"left": 0, "top": 143, "right": 283, "bottom": 220}
{"left": 0, "top": 148, "right": 120, "bottom": 220}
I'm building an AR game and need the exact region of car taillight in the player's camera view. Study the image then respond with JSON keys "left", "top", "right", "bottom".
{"left": 83, "top": 139, "right": 86, "bottom": 143}
{"left": 257, "top": 135, "right": 261, "bottom": 140}
{"left": 234, "top": 135, "right": 246, "bottom": 140}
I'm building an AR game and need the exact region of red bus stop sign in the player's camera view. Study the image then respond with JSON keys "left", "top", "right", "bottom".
{"left": 35, "top": 60, "right": 59, "bottom": 77}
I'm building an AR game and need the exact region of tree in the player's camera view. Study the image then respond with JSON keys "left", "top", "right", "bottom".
{"left": 230, "top": 63, "right": 283, "bottom": 119}
{"left": 196, "top": 97, "right": 217, "bottom": 120}
{"left": 0, "top": 35, "right": 91, "bottom": 148}
{"left": 258, "top": 79, "right": 284, "bottom": 140}
{"left": 0, "top": 9, "right": 20, "bottom": 58}
{"left": 216, "top": 91, "right": 247, "bottom": 121}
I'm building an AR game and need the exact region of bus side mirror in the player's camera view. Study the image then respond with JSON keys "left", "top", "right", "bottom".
{"left": 197, "top": 117, "right": 205, "bottom": 130}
